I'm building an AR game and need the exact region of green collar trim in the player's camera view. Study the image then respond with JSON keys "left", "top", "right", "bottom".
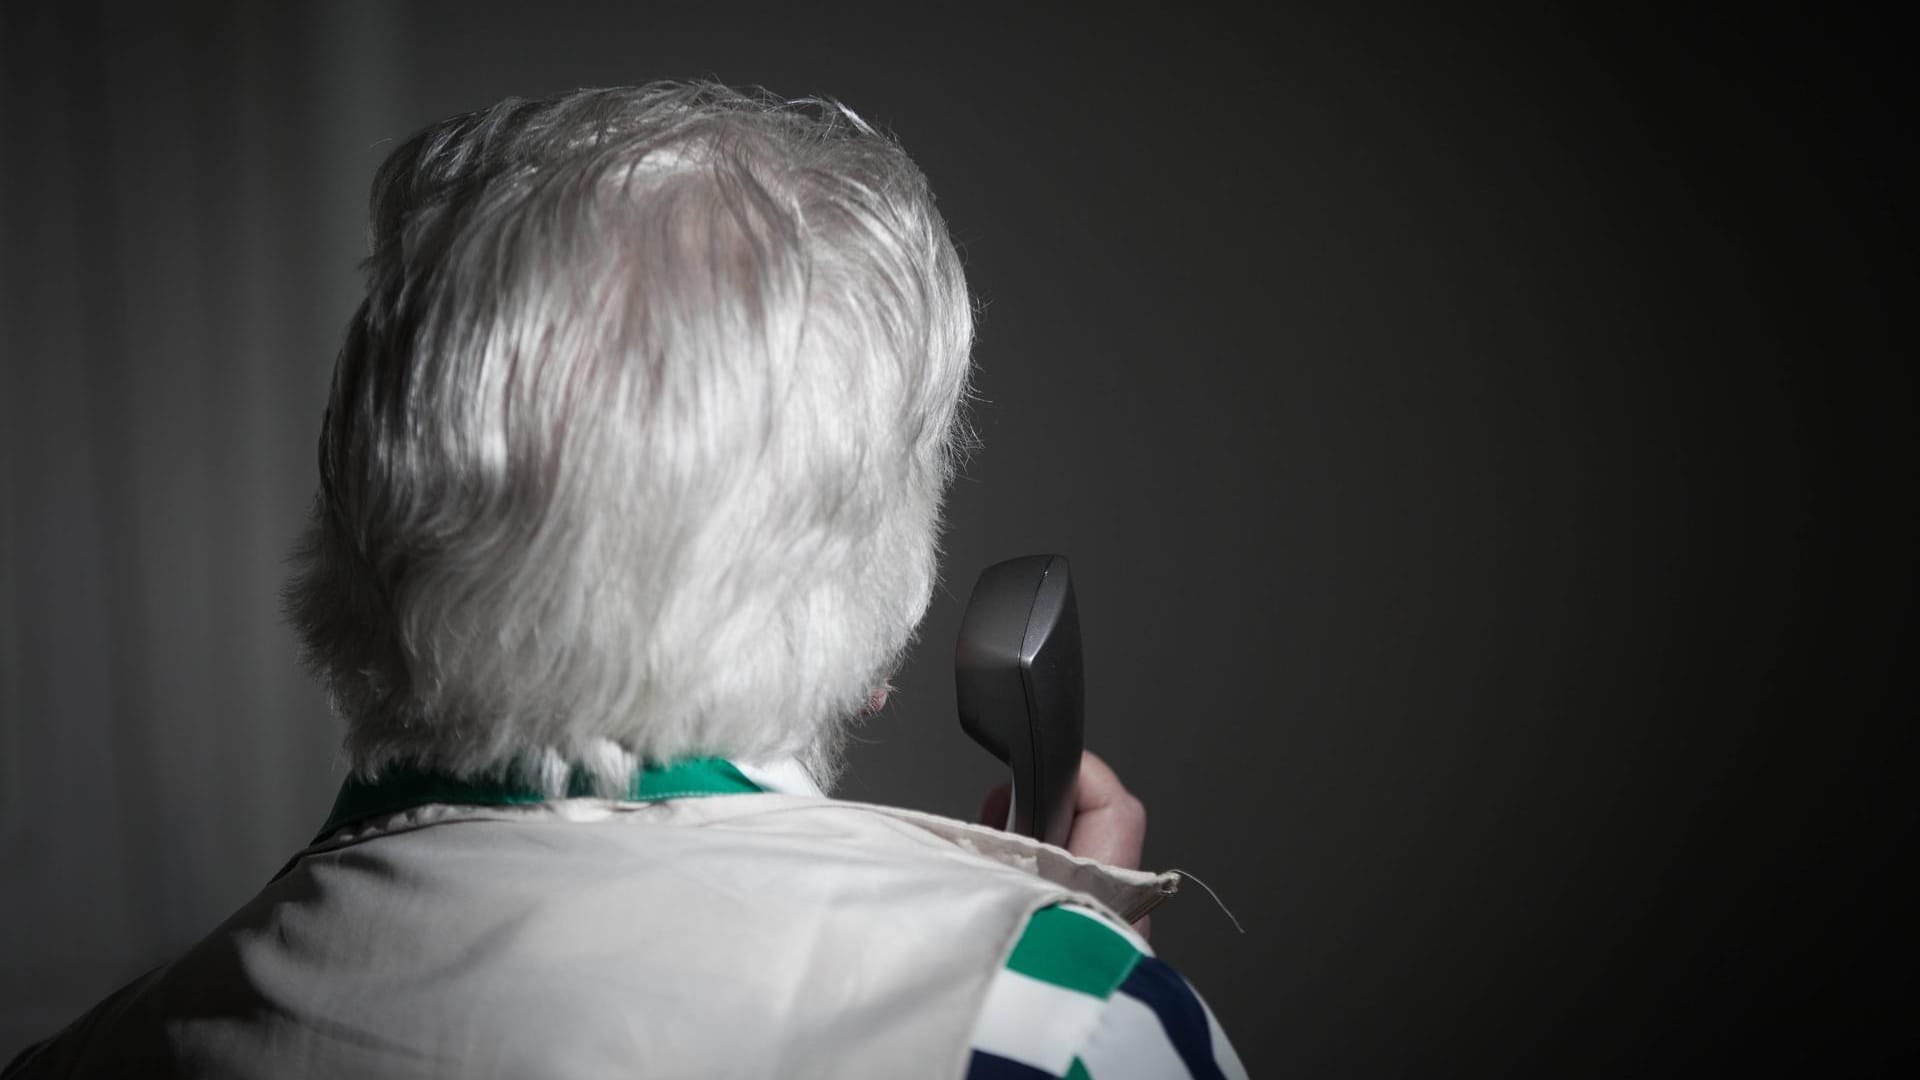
{"left": 316, "top": 757, "right": 764, "bottom": 843}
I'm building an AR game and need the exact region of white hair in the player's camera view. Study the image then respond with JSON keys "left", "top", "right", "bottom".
{"left": 285, "top": 83, "right": 974, "bottom": 793}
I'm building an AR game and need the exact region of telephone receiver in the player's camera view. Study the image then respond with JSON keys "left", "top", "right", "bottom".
{"left": 955, "top": 554, "right": 1084, "bottom": 848}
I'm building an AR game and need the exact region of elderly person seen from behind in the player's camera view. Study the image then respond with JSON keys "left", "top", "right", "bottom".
{"left": 4, "top": 82, "right": 1247, "bottom": 1080}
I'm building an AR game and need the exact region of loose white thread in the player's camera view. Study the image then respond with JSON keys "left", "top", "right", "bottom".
{"left": 1169, "top": 868, "right": 1246, "bottom": 934}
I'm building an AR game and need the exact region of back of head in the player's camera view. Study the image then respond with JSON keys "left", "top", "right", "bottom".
{"left": 286, "top": 83, "right": 974, "bottom": 793}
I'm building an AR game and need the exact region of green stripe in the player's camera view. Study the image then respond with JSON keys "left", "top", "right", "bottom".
{"left": 631, "top": 758, "right": 761, "bottom": 800}
{"left": 1005, "top": 906, "right": 1144, "bottom": 999}
{"left": 1065, "top": 1058, "right": 1091, "bottom": 1080}
{"left": 317, "top": 757, "right": 763, "bottom": 842}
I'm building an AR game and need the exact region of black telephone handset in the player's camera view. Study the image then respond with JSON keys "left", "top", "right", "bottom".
{"left": 955, "top": 554, "right": 1084, "bottom": 848}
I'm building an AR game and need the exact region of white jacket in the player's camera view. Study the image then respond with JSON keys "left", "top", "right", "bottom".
{"left": 7, "top": 790, "right": 1179, "bottom": 1079}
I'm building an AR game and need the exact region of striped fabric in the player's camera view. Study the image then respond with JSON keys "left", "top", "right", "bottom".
{"left": 967, "top": 905, "right": 1248, "bottom": 1080}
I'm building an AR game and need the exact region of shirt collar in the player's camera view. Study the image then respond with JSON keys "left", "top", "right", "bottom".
{"left": 317, "top": 755, "right": 822, "bottom": 843}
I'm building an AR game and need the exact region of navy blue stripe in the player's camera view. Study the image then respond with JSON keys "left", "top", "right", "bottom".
{"left": 965, "top": 1050, "right": 1059, "bottom": 1079}
{"left": 1117, "top": 956, "right": 1225, "bottom": 1080}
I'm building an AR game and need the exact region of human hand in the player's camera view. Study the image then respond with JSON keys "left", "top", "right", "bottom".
{"left": 978, "top": 750, "right": 1151, "bottom": 936}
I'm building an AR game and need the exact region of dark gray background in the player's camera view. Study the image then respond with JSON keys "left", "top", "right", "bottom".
{"left": 2, "top": 2, "right": 1911, "bottom": 1073}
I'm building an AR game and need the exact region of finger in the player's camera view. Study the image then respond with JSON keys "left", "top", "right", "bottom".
{"left": 978, "top": 782, "right": 1012, "bottom": 830}
{"left": 1071, "top": 749, "right": 1131, "bottom": 814}
{"left": 1064, "top": 750, "right": 1146, "bottom": 871}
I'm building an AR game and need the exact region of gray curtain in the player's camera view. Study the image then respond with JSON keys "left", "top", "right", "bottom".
{"left": 0, "top": 1, "right": 403, "bottom": 1050}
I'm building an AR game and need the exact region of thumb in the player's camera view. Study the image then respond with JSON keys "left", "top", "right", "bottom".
{"left": 978, "top": 782, "right": 1012, "bottom": 829}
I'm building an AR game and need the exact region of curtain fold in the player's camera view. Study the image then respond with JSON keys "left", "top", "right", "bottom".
{"left": 0, "top": 0, "right": 403, "bottom": 1051}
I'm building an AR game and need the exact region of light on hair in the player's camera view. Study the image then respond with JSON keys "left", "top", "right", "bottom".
{"left": 285, "top": 83, "right": 974, "bottom": 794}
